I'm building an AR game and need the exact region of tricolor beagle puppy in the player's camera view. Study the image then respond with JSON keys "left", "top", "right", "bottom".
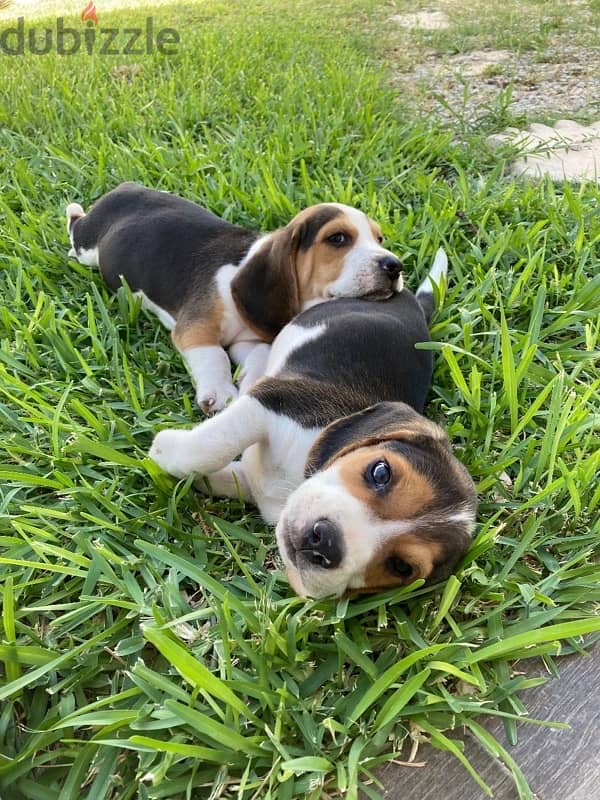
{"left": 149, "top": 250, "right": 478, "bottom": 598}
{"left": 66, "top": 183, "right": 402, "bottom": 413}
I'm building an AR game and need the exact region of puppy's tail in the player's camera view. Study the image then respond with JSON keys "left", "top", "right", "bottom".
{"left": 66, "top": 202, "right": 86, "bottom": 259}
{"left": 66, "top": 202, "right": 85, "bottom": 235}
{"left": 416, "top": 247, "right": 448, "bottom": 323}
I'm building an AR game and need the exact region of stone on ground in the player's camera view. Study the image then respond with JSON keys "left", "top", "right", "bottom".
{"left": 489, "top": 120, "right": 600, "bottom": 181}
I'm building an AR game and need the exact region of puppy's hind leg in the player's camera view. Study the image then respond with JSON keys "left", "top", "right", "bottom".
{"left": 200, "top": 461, "right": 253, "bottom": 502}
{"left": 173, "top": 312, "right": 238, "bottom": 414}
{"left": 149, "top": 394, "right": 268, "bottom": 480}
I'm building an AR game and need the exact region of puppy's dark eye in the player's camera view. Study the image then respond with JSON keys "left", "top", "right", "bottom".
{"left": 377, "top": 234, "right": 384, "bottom": 244}
{"left": 367, "top": 459, "right": 391, "bottom": 489}
{"left": 385, "top": 556, "right": 413, "bottom": 578}
{"left": 327, "top": 232, "right": 350, "bottom": 247}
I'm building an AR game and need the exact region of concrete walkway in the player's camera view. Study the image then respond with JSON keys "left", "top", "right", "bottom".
{"left": 376, "top": 644, "right": 600, "bottom": 799}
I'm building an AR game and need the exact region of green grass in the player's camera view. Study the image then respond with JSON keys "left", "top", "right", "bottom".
{"left": 387, "top": 0, "right": 600, "bottom": 56}
{"left": 1, "top": 1, "right": 599, "bottom": 799}
{"left": 382, "top": 0, "right": 600, "bottom": 127}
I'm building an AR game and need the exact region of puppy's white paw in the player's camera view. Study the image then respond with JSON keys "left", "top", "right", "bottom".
{"left": 238, "top": 367, "right": 263, "bottom": 396}
{"left": 196, "top": 381, "right": 238, "bottom": 414}
{"left": 149, "top": 429, "right": 197, "bottom": 479}
{"left": 235, "top": 343, "right": 271, "bottom": 396}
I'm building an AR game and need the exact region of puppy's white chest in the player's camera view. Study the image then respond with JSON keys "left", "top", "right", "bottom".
{"left": 215, "top": 264, "right": 253, "bottom": 345}
{"left": 241, "top": 415, "right": 321, "bottom": 524}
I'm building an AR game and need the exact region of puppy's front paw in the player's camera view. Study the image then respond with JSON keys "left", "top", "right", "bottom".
{"left": 149, "top": 429, "right": 196, "bottom": 479}
{"left": 197, "top": 381, "right": 238, "bottom": 414}
{"left": 237, "top": 374, "right": 254, "bottom": 396}
{"left": 235, "top": 343, "right": 271, "bottom": 396}
{"left": 238, "top": 368, "right": 264, "bottom": 396}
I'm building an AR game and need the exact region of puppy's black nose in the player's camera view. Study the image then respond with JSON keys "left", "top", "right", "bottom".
{"left": 300, "top": 519, "right": 343, "bottom": 569}
{"left": 378, "top": 255, "right": 402, "bottom": 279}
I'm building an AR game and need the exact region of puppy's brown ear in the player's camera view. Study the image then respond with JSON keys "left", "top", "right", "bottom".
{"left": 230, "top": 226, "right": 301, "bottom": 341}
{"left": 305, "top": 401, "right": 449, "bottom": 476}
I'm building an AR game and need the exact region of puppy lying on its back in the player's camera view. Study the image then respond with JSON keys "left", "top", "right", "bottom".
{"left": 67, "top": 183, "right": 403, "bottom": 412}
{"left": 150, "top": 250, "right": 477, "bottom": 598}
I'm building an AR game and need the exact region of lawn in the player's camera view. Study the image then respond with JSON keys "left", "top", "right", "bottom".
{"left": 0, "top": 1, "right": 599, "bottom": 799}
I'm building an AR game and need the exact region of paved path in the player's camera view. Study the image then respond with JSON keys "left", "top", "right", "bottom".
{"left": 377, "top": 644, "right": 600, "bottom": 799}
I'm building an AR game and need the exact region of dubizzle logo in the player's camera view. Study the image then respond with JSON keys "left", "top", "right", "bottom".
{"left": 80, "top": 1, "right": 98, "bottom": 26}
{"left": 0, "top": 3, "right": 180, "bottom": 55}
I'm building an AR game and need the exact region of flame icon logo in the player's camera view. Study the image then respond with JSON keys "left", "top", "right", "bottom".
{"left": 81, "top": 1, "right": 98, "bottom": 25}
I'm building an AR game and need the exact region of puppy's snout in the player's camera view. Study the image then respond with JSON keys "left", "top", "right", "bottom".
{"left": 378, "top": 255, "right": 402, "bottom": 279}
{"left": 300, "top": 519, "right": 343, "bottom": 569}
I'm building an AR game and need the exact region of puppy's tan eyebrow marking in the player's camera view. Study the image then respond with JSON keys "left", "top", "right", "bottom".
{"left": 294, "top": 214, "right": 360, "bottom": 299}
{"left": 291, "top": 204, "right": 344, "bottom": 251}
{"left": 318, "top": 218, "right": 357, "bottom": 242}
{"left": 369, "top": 220, "right": 383, "bottom": 241}
{"left": 337, "top": 448, "right": 436, "bottom": 520}
{"left": 363, "top": 534, "right": 443, "bottom": 589}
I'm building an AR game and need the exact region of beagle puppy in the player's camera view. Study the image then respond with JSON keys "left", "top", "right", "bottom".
{"left": 66, "top": 183, "right": 402, "bottom": 413}
{"left": 149, "top": 250, "right": 478, "bottom": 598}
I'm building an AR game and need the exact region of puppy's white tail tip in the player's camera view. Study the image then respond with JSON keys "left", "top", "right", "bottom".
{"left": 416, "top": 247, "right": 448, "bottom": 296}
{"left": 66, "top": 202, "right": 84, "bottom": 222}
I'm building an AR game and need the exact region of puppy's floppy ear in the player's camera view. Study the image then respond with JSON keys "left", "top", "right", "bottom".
{"left": 231, "top": 225, "right": 302, "bottom": 342}
{"left": 305, "top": 401, "right": 449, "bottom": 476}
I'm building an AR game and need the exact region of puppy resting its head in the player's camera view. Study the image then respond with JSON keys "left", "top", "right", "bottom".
{"left": 149, "top": 249, "right": 477, "bottom": 598}
{"left": 67, "top": 183, "right": 403, "bottom": 412}
{"left": 280, "top": 402, "right": 476, "bottom": 598}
